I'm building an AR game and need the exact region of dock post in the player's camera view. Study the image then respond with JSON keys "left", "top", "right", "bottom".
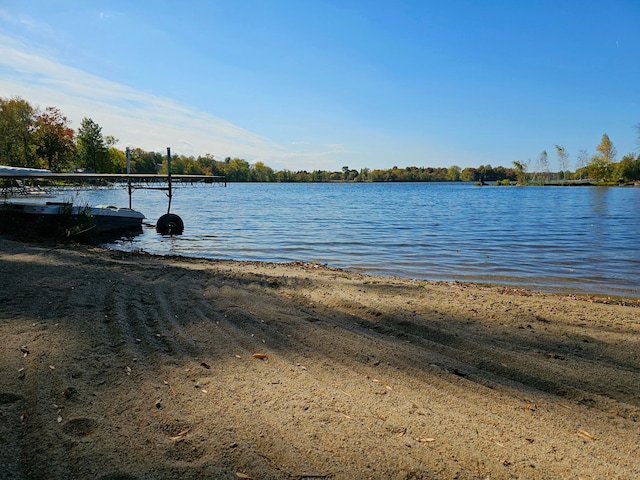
{"left": 167, "top": 147, "right": 172, "bottom": 214}
{"left": 126, "top": 147, "right": 132, "bottom": 209}
{"left": 156, "top": 147, "right": 184, "bottom": 235}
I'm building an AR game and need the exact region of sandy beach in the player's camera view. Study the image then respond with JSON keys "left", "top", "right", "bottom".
{"left": 1, "top": 237, "right": 639, "bottom": 479}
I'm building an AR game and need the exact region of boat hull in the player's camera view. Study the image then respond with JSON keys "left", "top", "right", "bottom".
{"left": 0, "top": 201, "right": 145, "bottom": 235}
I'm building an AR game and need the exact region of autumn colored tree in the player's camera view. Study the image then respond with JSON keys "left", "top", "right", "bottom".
{"left": 34, "top": 106, "right": 75, "bottom": 171}
{"left": 589, "top": 133, "right": 616, "bottom": 180}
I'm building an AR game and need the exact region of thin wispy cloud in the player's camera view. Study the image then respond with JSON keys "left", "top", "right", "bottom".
{"left": 0, "top": 34, "right": 326, "bottom": 168}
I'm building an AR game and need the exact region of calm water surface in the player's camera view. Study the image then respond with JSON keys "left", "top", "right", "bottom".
{"left": 64, "top": 182, "right": 640, "bottom": 298}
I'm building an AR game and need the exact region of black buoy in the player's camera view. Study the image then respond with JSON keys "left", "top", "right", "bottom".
{"left": 156, "top": 213, "right": 184, "bottom": 235}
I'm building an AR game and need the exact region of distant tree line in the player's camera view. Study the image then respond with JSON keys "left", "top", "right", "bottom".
{"left": 2, "top": 96, "right": 639, "bottom": 183}
{"left": 510, "top": 133, "right": 640, "bottom": 185}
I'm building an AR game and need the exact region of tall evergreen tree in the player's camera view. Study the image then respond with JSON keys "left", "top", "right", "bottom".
{"left": 76, "top": 117, "right": 107, "bottom": 172}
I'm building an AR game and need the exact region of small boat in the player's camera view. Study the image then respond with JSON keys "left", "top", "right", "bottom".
{"left": 0, "top": 200, "right": 145, "bottom": 234}
{"left": 1, "top": 153, "right": 226, "bottom": 237}
{"left": 88, "top": 204, "right": 146, "bottom": 233}
{"left": 0, "top": 165, "right": 53, "bottom": 176}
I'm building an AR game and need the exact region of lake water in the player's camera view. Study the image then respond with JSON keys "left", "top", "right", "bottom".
{"left": 61, "top": 182, "right": 640, "bottom": 298}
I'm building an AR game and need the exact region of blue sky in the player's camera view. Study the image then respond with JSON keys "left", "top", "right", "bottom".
{"left": 1, "top": 1, "right": 638, "bottom": 172}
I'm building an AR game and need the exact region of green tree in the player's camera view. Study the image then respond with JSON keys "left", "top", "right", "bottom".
{"left": 251, "top": 161, "right": 274, "bottom": 182}
{"left": 616, "top": 153, "right": 640, "bottom": 181}
{"left": 224, "top": 158, "right": 251, "bottom": 181}
{"left": 274, "top": 169, "right": 295, "bottom": 182}
{"left": 475, "top": 165, "right": 495, "bottom": 184}
{"left": 164, "top": 154, "right": 203, "bottom": 175}
{"left": 0, "top": 96, "right": 38, "bottom": 167}
{"left": 197, "top": 153, "right": 225, "bottom": 176}
{"left": 129, "top": 148, "right": 162, "bottom": 173}
{"left": 460, "top": 167, "right": 475, "bottom": 182}
{"left": 446, "top": 165, "right": 461, "bottom": 181}
{"left": 76, "top": 117, "right": 108, "bottom": 172}
{"left": 493, "top": 166, "right": 515, "bottom": 182}
{"left": 293, "top": 170, "right": 311, "bottom": 182}
{"left": 348, "top": 169, "right": 359, "bottom": 181}
{"left": 34, "top": 106, "right": 75, "bottom": 171}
